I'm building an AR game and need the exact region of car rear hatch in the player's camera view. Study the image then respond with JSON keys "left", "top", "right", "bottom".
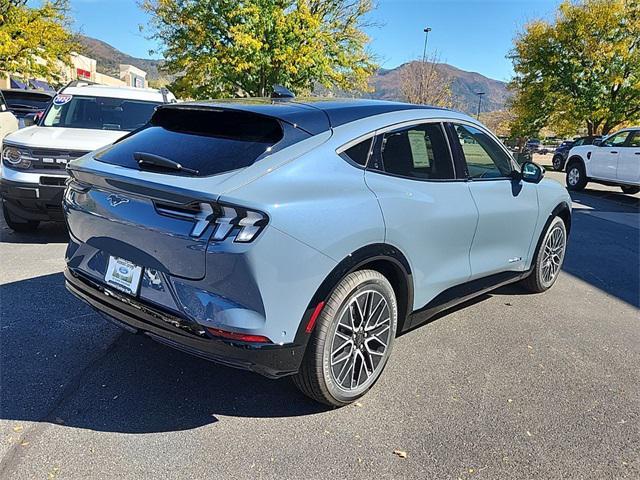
{"left": 65, "top": 103, "right": 323, "bottom": 281}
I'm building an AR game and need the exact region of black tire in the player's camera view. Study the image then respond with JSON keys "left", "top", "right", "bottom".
{"left": 2, "top": 201, "right": 39, "bottom": 232}
{"left": 520, "top": 216, "right": 567, "bottom": 293}
{"left": 621, "top": 186, "right": 640, "bottom": 195}
{"left": 551, "top": 154, "right": 564, "bottom": 171}
{"left": 293, "top": 269, "right": 398, "bottom": 407}
{"left": 565, "top": 161, "right": 587, "bottom": 191}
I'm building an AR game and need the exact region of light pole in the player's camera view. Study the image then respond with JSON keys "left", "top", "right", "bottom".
{"left": 418, "top": 27, "right": 432, "bottom": 102}
{"left": 422, "top": 27, "right": 432, "bottom": 63}
{"left": 476, "top": 92, "right": 485, "bottom": 120}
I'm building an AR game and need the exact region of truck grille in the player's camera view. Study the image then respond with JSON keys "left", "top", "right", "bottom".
{"left": 25, "top": 148, "right": 90, "bottom": 171}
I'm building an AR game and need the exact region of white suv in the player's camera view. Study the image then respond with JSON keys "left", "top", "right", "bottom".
{"left": 565, "top": 127, "right": 640, "bottom": 195}
{"left": 0, "top": 90, "right": 19, "bottom": 143}
{"left": 1, "top": 83, "right": 176, "bottom": 231}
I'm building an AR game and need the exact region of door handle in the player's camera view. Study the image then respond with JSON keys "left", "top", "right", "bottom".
{"left": 610, "top": 151, "right": 618, "bottom": 154}
{"left": 635, "top": 152, "right": 640, "bottom": 155}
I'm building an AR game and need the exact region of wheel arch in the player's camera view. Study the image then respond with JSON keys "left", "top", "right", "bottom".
{"left": 296, "top": 243, "right": 414, "bottom": 344}
{"left": 566, "top": 154, "right": 585, "bottom": 171}
{"left": 552, "top": 202, "right": 572, "bottom": 235}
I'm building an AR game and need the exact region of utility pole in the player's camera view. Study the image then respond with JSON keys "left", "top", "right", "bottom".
{"left": 418, "top": 27, "right": 432, "bottom": 103}
{"left": 476, "top": 92, "right": 485, "bottom": 120}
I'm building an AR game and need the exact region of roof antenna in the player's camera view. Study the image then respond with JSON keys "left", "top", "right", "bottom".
{"left": 271, "top": 85, "right": 295, "bottom": 100}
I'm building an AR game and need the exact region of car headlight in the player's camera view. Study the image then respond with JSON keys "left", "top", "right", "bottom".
{"left": 2, "top": 145, "right": 32, "bottom": 169}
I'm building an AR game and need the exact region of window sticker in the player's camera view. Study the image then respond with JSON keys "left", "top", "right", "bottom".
{"left": 53, "top": 94, "right": 73, "bottom": 106}
{"left": 407, "top": 130, "right": 430, "bottom": 167}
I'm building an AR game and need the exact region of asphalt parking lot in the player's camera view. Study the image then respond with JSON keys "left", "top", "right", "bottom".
{"left": 0, "top": 168, "right": 638, "bottom": 479}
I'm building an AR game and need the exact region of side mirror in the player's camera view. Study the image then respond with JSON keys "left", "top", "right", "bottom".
{"left": 593, "top": 138, "right": 603, "bottom": 146}
{"left": 521, "top": 161, "right": 544, "bottom": 184}
{"left": 22, "top": 113, "right": 38, "bottom": 127}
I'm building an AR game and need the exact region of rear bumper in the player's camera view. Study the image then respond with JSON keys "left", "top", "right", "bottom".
{"left": 0, "top": 170, "right": 67, "bottom": 221}
{"left": 64, "top": 268, "right": 306, "bottom": 378}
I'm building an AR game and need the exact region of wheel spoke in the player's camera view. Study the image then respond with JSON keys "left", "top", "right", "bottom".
{"left": 329, "top": 289, "right": 393, "bottom": 391}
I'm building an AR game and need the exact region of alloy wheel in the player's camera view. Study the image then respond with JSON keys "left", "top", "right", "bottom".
{"left": 329, "top": 290, "right": 391, "bottom": 392}
{"left": 541, "top": 225, "right": 566, "bottom": 287}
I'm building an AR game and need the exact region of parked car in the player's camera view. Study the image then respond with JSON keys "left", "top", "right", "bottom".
{"left": 552, "top": 136, "right": 600, "bottom": 171}
{"left": 565, "top": 127, "right": 640, "bottom": 194}
{"left": 0, "top": 90, "right": 19, "bottom": 143}
{"left": 526, "top": 138, "right": 541, "bottom": 152}
{"left": 63, "top": 98, "right": 571, "bottom": 406}
{"left": 1, "top": 83, "right": 176, "bottom": 231}
{"left": 1, "top": 89, "right": 53, "bottom": 128}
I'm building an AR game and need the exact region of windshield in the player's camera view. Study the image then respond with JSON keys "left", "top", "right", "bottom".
{"left": 42, "top": 95, "right": 160, "bottom": 131}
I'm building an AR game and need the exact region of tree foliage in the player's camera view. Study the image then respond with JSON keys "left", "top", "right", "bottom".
{"left": 509, "top": 0, "right": 640, "bottom": 137}
{"left": 0, "top": 0, "right": 77, "bottom": 84}
{"left": 141, "top": 0, "right": 378, "bottom": 99}
{"left": 400, "top": 55, "right": 454, "bottom": 108}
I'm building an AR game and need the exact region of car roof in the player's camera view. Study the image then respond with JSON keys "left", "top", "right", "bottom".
{"left": 159, "top": 98, "right": 451, "bottom": 135}
{"left": 61, "top": 85, "right": 174, "bottom": 103}
{"left": 1, "top": 89, "right": 54, "bottom": 99}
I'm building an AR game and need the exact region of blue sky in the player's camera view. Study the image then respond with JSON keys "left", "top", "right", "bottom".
{"left": 65, "top": 0, "right": 561, "bottom": 81}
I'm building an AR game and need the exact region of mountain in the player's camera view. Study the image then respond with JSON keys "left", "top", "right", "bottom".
{"left": 78, "top": 35, "right": 165, "bottom": 81}
{"left": 77, "top": 36, "right": 510, "bottom": 112}
{"left": 369, "top": 61, "right": 510, "bottom": 113}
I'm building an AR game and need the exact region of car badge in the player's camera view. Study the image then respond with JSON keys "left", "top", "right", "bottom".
{"left": 107, "top": 194, "right": 130, "bottom": 207}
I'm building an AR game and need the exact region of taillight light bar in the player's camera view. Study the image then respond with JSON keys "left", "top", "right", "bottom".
{"left": 155, "top": 200, "right": 268, "bottom": 243}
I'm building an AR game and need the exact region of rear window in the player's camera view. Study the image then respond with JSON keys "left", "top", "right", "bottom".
{"left": 95, "top": 107, "right": 285, "bottom": 177}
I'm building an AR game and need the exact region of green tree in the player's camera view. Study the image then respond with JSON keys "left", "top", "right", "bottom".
{"left": 509, "top": 0, "right": 640, "bottom": 137}
{"left": 0, "top": 0, "right": 77, "bottom": 84}
{"left": 141, "top": 0, "right": 377, "bottom": 99}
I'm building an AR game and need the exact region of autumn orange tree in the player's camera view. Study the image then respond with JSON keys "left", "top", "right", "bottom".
{"left": 141, "top": 0, "right": 378, "bottom": 99}
{"left": 509, "top": 0, "right": 640, "bottom": 137}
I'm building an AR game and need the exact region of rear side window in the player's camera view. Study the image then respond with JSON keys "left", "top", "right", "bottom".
{"left": 380, "top": 123, "right": 454, "bottom": 180}
{"left": 342, "top": 138, "right": 372, "bottom": 166}
{"left": 95, "top": 108, "right": 286, "bottom": 177}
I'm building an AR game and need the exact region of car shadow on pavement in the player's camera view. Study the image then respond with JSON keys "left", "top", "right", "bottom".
{"left": 0, "top": 222, "right": 69, "bottom": 245}
{"left": 0, "top": 273, "right": 328, "bottom": 436}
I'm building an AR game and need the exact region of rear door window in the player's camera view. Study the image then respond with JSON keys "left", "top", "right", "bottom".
{"left": 379, "top": 123, "right": 454, "bottom": 180}
{"left": 95, "top": 107, "right": 288, "bottom": 177}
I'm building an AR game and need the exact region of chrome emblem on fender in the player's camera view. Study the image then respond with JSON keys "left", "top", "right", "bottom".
{"left": 107, "top": 194, "right": 129, "bottom": 207}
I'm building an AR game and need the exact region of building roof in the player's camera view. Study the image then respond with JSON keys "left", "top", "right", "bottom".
{"left": 158, "top": 98, "right": 447, "bottom": 135}
{"left": 61, "top": 84, "right": 175, "bottom": 103}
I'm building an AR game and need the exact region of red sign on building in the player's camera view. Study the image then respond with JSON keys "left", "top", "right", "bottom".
{"left": 76, "top": 68, "right": 91, "bottom": 79}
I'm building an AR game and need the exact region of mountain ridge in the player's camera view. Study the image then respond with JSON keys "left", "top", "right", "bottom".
{"left": 78, "top": 35, "right": 510, "bottom": 113}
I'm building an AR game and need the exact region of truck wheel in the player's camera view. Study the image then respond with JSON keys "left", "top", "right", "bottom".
{"left": 621, "top": 186, "right": 640, "bottom": 195}
{"left": 2, "top": 201, "right": 40, "bottom": 232}
{"left": 566, "top": 162, "right": 587, "bottom": 191}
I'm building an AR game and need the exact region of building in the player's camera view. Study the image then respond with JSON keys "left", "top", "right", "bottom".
{"left": 0, "top": 52, "right": 148, "bottom": 91}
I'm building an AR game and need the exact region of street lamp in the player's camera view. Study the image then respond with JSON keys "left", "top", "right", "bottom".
{"left": 422, "top": 27, "right": 432, "bottom": 63}
{"left": 475, "top": 92, "right": 485, "bottom": 120}
{"left": 419, "top": 27, "right": 432, "bottom": 102}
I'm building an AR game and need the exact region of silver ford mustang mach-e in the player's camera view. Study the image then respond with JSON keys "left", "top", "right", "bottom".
{"left": 63, "top": 98, "right": 571, "bottom": 406}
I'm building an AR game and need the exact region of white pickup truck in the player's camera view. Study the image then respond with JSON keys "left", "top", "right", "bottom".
{"left": 565, "top": 127, "right": 640, "bottom": 195}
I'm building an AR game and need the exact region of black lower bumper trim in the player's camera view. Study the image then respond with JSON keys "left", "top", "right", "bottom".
{"left": 0, "top": 178, "right": 66, "bottom": 221}
{"left": 64, "top": 268, "right": 304, "bottom": 378}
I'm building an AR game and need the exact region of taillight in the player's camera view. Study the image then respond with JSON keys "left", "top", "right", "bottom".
{"left": 209, "top": 204, "right": 268, "bottom": 243}
{"left": 155, "top": 200, "right": 269, "bottom": 242}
